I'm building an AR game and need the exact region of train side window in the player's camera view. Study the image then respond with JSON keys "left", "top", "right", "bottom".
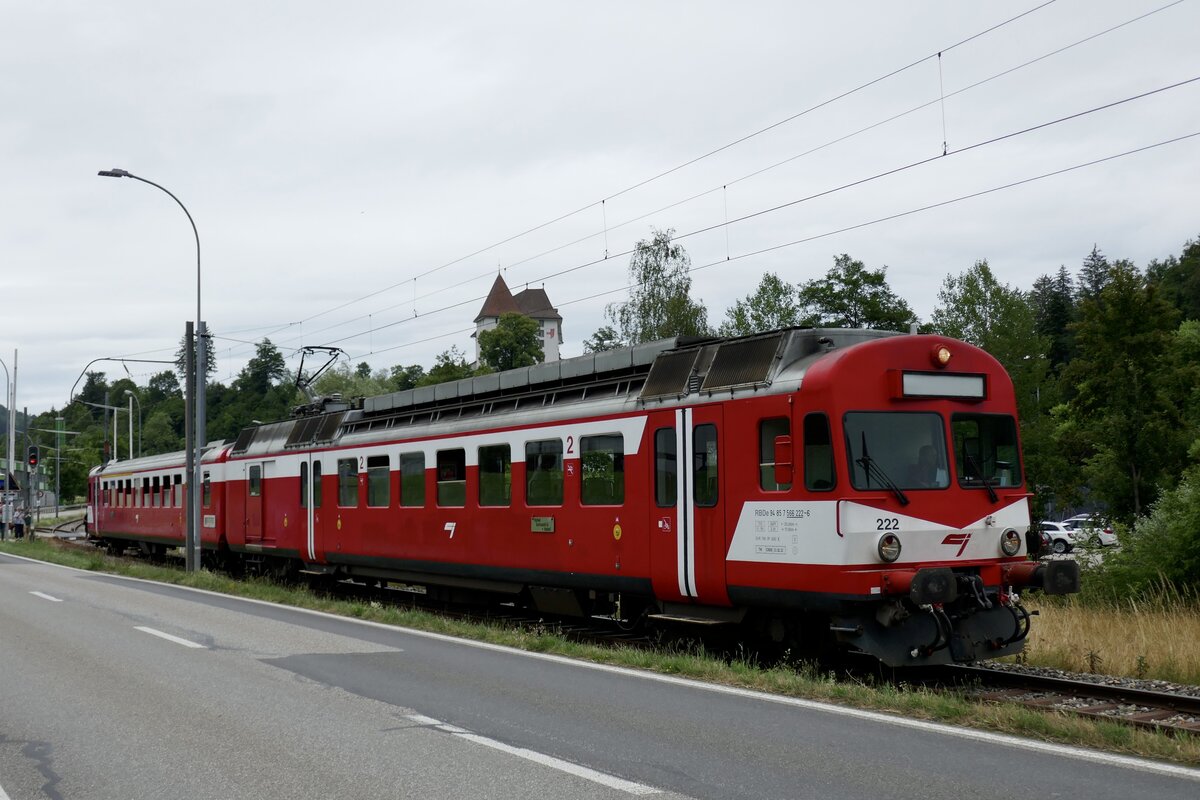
{"left": 202, "top": 472, "right": 212, "bottom": 508}
{"left": 312, "top": 460, "right": 322, "bottom": 508}
{"left": 125, "top": 479, "right": 132, "bottom": 507}
{"left": 153, "top": 476, "right": 162, "bottom": 507}
{"left": 654, "top": 428, "right": 676, "bottom": 507}
{"left": 581, "top": 434, "right": 624, "bottom": 506}
{"left": 804, "top": 413, "right": 835, "bottom": 491}
{"left": 525, "top": 439, "right": 563, "bottom": 506}
{"left": 141, "top": 478, "right": 150, "bottom": 508}
{"left": 693, "top": 424, "right": 719, "bottom": 507}
{"left": 400, "top": 452, "right": 425, "bottom": 507}
{"left": 249, "top": 466, "right": 262, "bottom": 498}
{"left": 437, "top": 448, "right": 466, "bottom": 507}
{"left": 337, "top": 458, "right": 358, "bottom": 507}
{"left": 759, "top": 418, "right": 792, "bottom": 491}
{"left": 479, "top": 444, "right": 511, "bottom": 507}
{"left": 367, "top": 455, "right": 390, "bottom": 507}
{"left": 174, "top": 475, "right": 183, "bottom": 507}
{"left": 300, "top": 461, "right": 309, "bottom": 508}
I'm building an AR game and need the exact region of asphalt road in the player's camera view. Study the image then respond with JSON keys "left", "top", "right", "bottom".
{"left": 1, "top": 552, "right": 1198, "bottom": 800}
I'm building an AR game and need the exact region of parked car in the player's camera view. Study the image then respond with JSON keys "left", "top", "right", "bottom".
{"left": 1062, "top": 515, "right": 1120, "bottom": 547}
{"left": 1039, "top": 521, "right": 1075, "bottom": 554}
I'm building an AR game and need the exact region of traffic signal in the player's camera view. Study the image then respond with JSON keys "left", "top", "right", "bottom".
{"left": 27, "top": 445, "right": 38, "bottom": 468}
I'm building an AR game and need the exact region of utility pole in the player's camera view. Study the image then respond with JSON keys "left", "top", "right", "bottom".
{"left": 55, "top": 416, "right": 64, "bottom": 519}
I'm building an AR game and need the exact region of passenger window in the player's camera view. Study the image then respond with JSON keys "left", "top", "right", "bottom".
{"left": 337, "top": 458, "right": 358, "bottom": 507}
{"left": 141, "top": 477, "right": 150, "bottom": 508}
{"left": 311, "top": 460, "right": 322, "bottom": 508}
{"left": 693, "top": 424, "right": 718, "bottom": 507}
{"left": 654, "top": 428, "right": 676, "bottom": 507}
{"left": 525, "top": 439, "right": 563, "bottom": 506}
{"left": 437, "top": 449, "right": 466, "bottom": 507}
{"left": 804, "top": 413, "right": 835, "bottom": 491}
{"left": 400, "top": 452, "right": 425, "bottom": 507}
{"left": 367, "top": 455, "right": 390, "bottom": 507}
{"left": 580, "top": 434, "right": 624, "bottom": 506}
{"left": 248, "top": 466, "right": 262, "bottom": 498}
{"left": 202, "top": 472, "right": 212, "bottom": 508}
{"left": 479, "top": 444, "right": 511, "bottom": 507}
{"left": 174, "top": 475, "right": 183, "bottom": 507}
{"left": 300, "top": 461, "right": 309, "bottom": 508}
{"left": 759, "top": 417, "right": 792, "bottom": 491}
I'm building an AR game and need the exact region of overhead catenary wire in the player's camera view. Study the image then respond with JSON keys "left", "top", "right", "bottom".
{"left": 247, "top": 1, "right": 1062, "bottom": 336}
{"left": 103, "top": 1, "right": 1189, "bottom": 374}
{"left": 345, "top": 128, "right": 1200, "bottom": 362}
{"left": 255, "top": 0, "right": 1183, "bottom": 358}
{"left": 306, "top": 76, "right": 1200, "bottom": 352}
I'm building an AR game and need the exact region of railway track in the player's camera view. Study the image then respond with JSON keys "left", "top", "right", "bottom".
{"left": 937, "top": 663, "right": 1200, "bottom": 736}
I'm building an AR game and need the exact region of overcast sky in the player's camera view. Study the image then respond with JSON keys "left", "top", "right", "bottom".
{"left": 2, "top": 0, "right": 1198, "bottom": 413}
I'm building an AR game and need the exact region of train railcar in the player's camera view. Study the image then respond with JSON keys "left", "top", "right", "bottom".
{"left": 88, "top": 327, "right": 1079, "bottom": 666}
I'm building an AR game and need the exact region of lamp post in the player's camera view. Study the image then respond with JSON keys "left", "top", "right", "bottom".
{"left": 0, "top": 353, "right": 10, "bottom": 539}
{"left": 123, "top": 389, "right": 142, "bottom": 459}
{"left": 99, "top": 168, "right": 204, "bottom": 571}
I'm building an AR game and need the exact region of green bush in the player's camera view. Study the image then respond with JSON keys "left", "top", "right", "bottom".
{"left": 1083, "top": 466, "right": 1200, "bottom": 602}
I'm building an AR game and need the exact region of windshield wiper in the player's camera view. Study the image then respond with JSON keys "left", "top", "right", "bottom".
{"left": 857, "top": 432, "right": 909, "bottom": 506}
{"left": 962, "top": 452, "right": 999, "bottom": 503}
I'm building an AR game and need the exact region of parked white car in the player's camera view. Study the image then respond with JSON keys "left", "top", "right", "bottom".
{"left": 1062, "top": 515, "right": 1120, "bottom": 547}
{"left": 1039, "top": 521, "right": 1075, "bottom": 554}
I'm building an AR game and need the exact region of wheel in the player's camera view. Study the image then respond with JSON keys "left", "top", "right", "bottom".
{"left": 1089, "top": 535, "right": 1101, "bottom": 547}
{"left": 1052, "top": 538, "right": 1068, "bottom": 554}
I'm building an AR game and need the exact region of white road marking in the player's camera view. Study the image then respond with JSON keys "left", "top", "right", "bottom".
{"left": 29, "top": 591, "right": 63, "bottom": 602}
{"left": 406, "top": 714, "right": 660, "bottom": 795}
{"left": 134, "top": 626, "right": 206, "bottom": 649}
{"left": 0, "top": 778, "right": 11, "bottom": 800}
{"left": 10, "top": 550, "right": 1200, "bottom": 784}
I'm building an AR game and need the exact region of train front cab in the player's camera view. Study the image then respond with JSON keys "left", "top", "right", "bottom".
{"left": 724, "top": 335, "right": 1080, "bottom": 666}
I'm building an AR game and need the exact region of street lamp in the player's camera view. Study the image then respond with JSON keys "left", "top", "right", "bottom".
{"left": 124, "top": 389, "right": 142, "bottom": 459}
{"left": 0, "top": 353, "right": 10, "bottom": 539}
{"left": 99, "top": 167, "right": 204, "bottom": 572}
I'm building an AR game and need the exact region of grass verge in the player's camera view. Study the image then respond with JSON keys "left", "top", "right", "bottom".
{"left": 4, "top": 537, "right": 1198, "bottom": 766}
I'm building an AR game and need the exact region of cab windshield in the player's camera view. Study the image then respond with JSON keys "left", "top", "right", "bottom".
{"left": 844, "top": 412, "right": 949, "bottom": 491}
{"left": 952, "top": 413, "right": 1022, "bottom": 489}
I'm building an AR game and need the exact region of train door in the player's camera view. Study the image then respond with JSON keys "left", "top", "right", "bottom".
{"left": 245, "top": 462, "right": 272, "bottom": 544}
{"left": 300, "top": 454, "right": 323, "bottom": 562}
{"left": 648, "top": 406, "right": 731, "bottom": 606}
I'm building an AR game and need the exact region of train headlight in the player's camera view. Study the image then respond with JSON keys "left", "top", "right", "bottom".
{"left": 1000, "top": 528, "right": 1022, "bottom": 556}
{"left": 878, "top": 532, "right": 902, "bottom": 563}
{"left": 930, "top": 343, "right": 952, "bottom": 368}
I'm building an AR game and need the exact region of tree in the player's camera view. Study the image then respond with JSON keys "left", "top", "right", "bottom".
{"left": 1057, "top": 260, "right": 1184, "bottom": 520}
{"left": 605, "top": 228, "right": 710, "bottom": 344}
{"left": 1077, "top": 245, "right": 1109, "bottom": 304}
{"left": 930, "top": 260, "right": 1049, "bottom": 400}
{"left": 173, "top": 331, "right": 219, "bottom": 383}
{"left": 389, "top": 364, "right": 426, "bottom": 391}
{"left": 312, "top": 362, "right": 391, "bottom": 400}
{"left": 582, "top": 325, "right": 623, "bottom": 353}
{"left": 719, "top": 272, "right": 801, "bottom": 336}
{"left": 1147, "top": 235, "right": 1200, "bottom": 322}
{"left": 418, "top": 346, "right": 476, "bottom": 387}
{"left": 1029, "top": 266, "right": 1076, "bottom": 371}
{"left": 478, "top": 312, "right": 544, "bottom": 372}
{"left": 796, "top": 254, "right": 916, "bottom": 330}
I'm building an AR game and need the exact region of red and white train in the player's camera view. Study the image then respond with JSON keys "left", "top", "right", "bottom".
{"left": 88, "top": 327, "right": 1078, "bottom": 666}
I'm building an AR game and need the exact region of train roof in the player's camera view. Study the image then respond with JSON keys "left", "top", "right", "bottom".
{"left": 221, "top": 327, "right": 900, "bottom": 458}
